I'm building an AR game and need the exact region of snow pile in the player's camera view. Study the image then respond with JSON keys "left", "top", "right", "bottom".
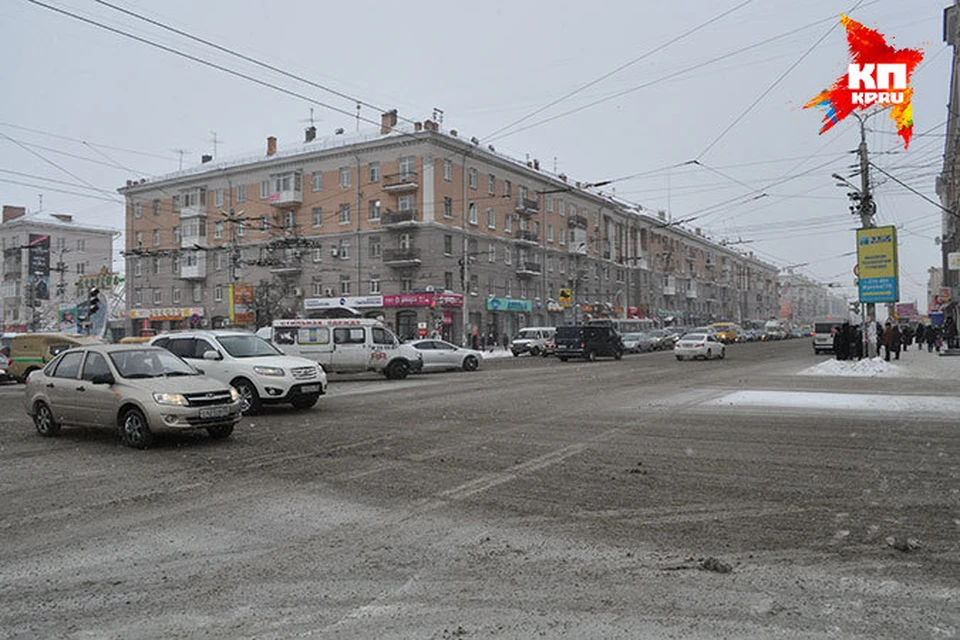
{"left": 797, "top": 357, "right": 906, "bottom": 378}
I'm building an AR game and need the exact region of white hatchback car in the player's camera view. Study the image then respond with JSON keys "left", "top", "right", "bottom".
{"left": 406, "top": 339, "right": 483, "bottom": 372}
{"left": 151, "top": 330, "right": 327, "bottom": 415}
{"left": 674, "top": 333, "right": 726, "bottom": 361}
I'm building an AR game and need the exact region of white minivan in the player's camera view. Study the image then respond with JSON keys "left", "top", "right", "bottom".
{"left": 257, "top": 318, "right": 423, "bottom": 379}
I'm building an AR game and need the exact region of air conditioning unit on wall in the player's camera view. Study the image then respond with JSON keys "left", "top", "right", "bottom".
{"left": 324, "top": 287, "right": 334, "bottom": 297}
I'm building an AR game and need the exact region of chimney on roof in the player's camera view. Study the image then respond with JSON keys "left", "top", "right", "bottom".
{"left": 424, "top": 120, "right": 437, "bottom": 132}
{"left": 266, "top": 136, "right": 277, "bottom": 157}
{"left": 450, "top": 129, "right": 458, "bottom": 137}
{"left": 533, "top": 159, "right": 540, "bottom": 170}
{"left": 380, "top": 109, "right": 398, "bottom": 135}
{"left": 201, "top": 154, "right": 213, "bottom": 163}
{"left": 305, "top": 126, "right": 317, "bottom": 143}
{"left": 2, "top": 205, "right": 26, "bottom": 223}
{"left": 414, "top": 122, "right": 423, "bottom": 132}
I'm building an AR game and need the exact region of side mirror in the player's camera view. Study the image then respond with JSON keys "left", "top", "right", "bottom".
{"left": 91, "top": 373, "right": 115, "bottom": 385}
{"left": 194, "top": 368, "right": 205, "bottom": 375}
{"left": 203, "top": 351, "right": 221, "bottom": 361}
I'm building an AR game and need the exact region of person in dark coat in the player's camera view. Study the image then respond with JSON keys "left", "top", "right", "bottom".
{"left": 853, "top": 324, "right": 864, "bottom": 359}
{"left": 833, "top": 323, "right": 848, "bottom": 360}
{"left": 915, "top": 323, "right": 925, "bottom": 346}
{"left": 926, "top": 324, "right": 939, "bottom": 353}
{"left": 882, "top": 321, "right": 901, "bottom": 361}
{"left": 945, "top": 317, "right": 958, "bottom": 349}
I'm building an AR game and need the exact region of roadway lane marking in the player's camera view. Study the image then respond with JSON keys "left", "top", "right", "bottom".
{"left": 707, "top": 390, "right": 960, "bottom": 415}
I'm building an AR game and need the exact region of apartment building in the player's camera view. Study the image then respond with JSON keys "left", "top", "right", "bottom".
{"left": 1, "top": 205, "right": 116, "bottom": 332}
{"left": 118, "top": 111, "right": 780, "bottom": 342}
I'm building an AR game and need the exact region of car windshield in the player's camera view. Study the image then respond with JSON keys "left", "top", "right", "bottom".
{"left": 215, "top": 334, "right": 282, "bottom": 358}
{"left": 624, "top": 332, "right": 647, "bottom": 339}
{"left": 682, "top": 334, "right": 706, "bottom": 341}
{"left": 109, "top": 348, "right": 199, "bottom": 379}
{"left": 516, "top": 329, "right": 539, "bottom": 339}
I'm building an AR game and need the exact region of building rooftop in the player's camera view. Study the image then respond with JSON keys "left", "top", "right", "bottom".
{"left": 0, "top": 209, "right": 118, "bottom": 235}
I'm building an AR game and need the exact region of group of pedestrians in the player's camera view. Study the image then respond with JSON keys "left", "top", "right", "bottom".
{"left": 833, "top": 316, "right": 958, "bottom": 361}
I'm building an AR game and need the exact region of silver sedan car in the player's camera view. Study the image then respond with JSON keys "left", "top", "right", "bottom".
{"left": 406, "top": 339, "right": 483, "bottom": 372}
{"left": 24, "top": 344, "right": 241, "bottom": 449}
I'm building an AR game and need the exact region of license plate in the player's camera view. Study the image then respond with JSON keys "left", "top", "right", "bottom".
{"left": 199, "top": 406, "right": 230, "bottom": 419}
{"left": 300, "top": 385, "right": 320, "bottom": 393}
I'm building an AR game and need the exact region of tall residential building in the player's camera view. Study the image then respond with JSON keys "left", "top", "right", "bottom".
{"left": 937, "top": 2, "right": 960, "bottom": 324}
{"left": 1, "top": 205, "right": 116, "bottom": 332}
{"left": 118, "top": 111, "right": 780, "bottom": 342}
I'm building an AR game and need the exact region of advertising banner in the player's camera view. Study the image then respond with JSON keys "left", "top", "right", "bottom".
{"left": 229, "top": 283, "right": 255, "bottom": 326}
{"left": 857, "top": 226, "right": 899, "bottom": 304}
{"left": 948, "top": 251, "right": 960, "bottom": 270}
{"left": 28, "top": 233, "right": 51, "bottom": 301}
{"left": 894, "top": 302, "right": 917, "bottom": 321}
{"left": 486, "top": 297, "right": 532, "bottom": 312}
{"left": 58, "top": 305, "right": 78, "bottom": 333}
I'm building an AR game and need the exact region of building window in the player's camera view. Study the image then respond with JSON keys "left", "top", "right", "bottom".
{"left": 398, "top": 195, "right": 414, "bottom": 212}
{"left": 369, "top": 236, "right": 381, "bottom": 259}
{"left": 559, "top": 258, "right": 566, "bottom": 273}
{"left": 443, "top": 158, "right": 453, "bottom": 180}
{"left": 487, "top": 209, "right": 496, "bottom": 229}
{"left": 214, "top": 252, "right": 223, "bottom": 271}
{"left": 504, "top": 248, "right": 512, "bottom": 265}
{"left": 338, "top": 239, "right": 350, "bottom": 259}
{"left": 134, "top": 202, "right": 143, "bottom": 218}
{"left": 443, "top": 196, "right": 453, "bottom": 219}
{"left": 569, "top": 203, "right": 577, "bottom": 218}
{"left": 134, "top": 259, "right": 142, "bottom": 277}
{"left": 339, "top": 203, "right": 351, "bottom": 225}
{"left": 547, "top": 225, "right": 554, "bottom": 243}
{"left": 284, "top": 211, "right": 296, "bottom": 229}
{"left": 214, "top": 221, "right": 224, "bottom": 239}
{"left": 236, "top": 220, "right": 245, "bottom": 237}
{"left": 214, "top": 285, "right": 223, "bottom": 302}
{"left": 152, "top": 229, "right": 160, "bottom": 246}
{"left": 558, "top": 200, "right": 565, "bottom": 217}
{"left": 560, "top": 228, "right": 566, "bottom": 245}
{"left": 312, "top": 281, "right": 324, "bottom": 296}
{"left": 546, "top": 194, "right": 554, "bottom": 212}
{"left": 340, "top": 279, "right": 351, "bottom": 295}
{"left": 173, "top": 226, "right": 180, "bottom": 244}
{"left": 313, "top": 246, "right": 323, "bottom": 262}
{"left": 399, "top": 233, "right": 412, "bottom": 251}
{"left": 152, "top": 199, "right": 160, "bottom": 216}
{"left": 153, "top": 289, "right": 162, "bottom": 305}
{"left": 260, "top": 180, "right": 270, "bottom": 199}
{"left": 152, "top": 257, "right": 160, "bottom": 274}
{"left": 339, "top": 167, "right": 351, "bottom": 188}
{"left": 312, "top": 171, "right": 323, "bottom": 191}
{"left": 468, "top": 202, "right": 478, "bottom": 226}
{"left": 368, "top": 200, "right": 381, "bottom": 221}
{"left": 503, "top": 180, "right": 511, "bottom": 198}
{"left": 400, "top": 277, "right": 413, "bottom": 293}
{"left": 504, "top": 215, "right": 512, "bottom": 233}
{"left": 236, "top": 185, "right": 246, "bottom": 203}
{"left": 173, "top": 286, "right": 181, "bottom": 303}
{"left": 214, "top": 189, "right": 224, "bottom": 207}
{"left": 312, "top": 207, "right": 323, "bottom": 227}
{"left": 468, "top": 168, "right": 477, "bottom": 189}
{"left": 488, "top": 173, "right": 495, "bottom": 194}
{"left": 519, "top": 186, "right": 528, "bottom": 202}
{"left": 192, "top": 283, "right": 202, "bottom": 303}
{"left": 399, "top": 156, "right": 416, "bottom": 178}
{"left": 172, "top": 255, "right": 180, "bottom": 274}
{"left": 369, "top": 162, "right": 381, "bottom": 183}
{"left": 488, "top": 244, "right": 496, "bottom": 262}
{"left": 370, "top": 278, "right": 381, "bottom": 294}
{"left": 258, "top": 216, "right": 267, "bottom": 232}
{"left": 445, "top": 271, "right": 454, "bottom": 290}
{"left": 77, "top": 239, "right": 86, "bottom": 252}
{"left": 443, "top": 234, "right": 453, "bottom": 256}
{"left": 470, "top": 274, "right": 478, "bottom": 295}
{"left": 134, "top": 288, "right": 142, "bottom": 306}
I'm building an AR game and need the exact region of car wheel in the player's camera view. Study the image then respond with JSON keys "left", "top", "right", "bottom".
{"left": 512, "top": 351, "right": 519, "bottom": 357}
{"left": 385, "top": 359, "right": 410, "bottom": 380}
{"left": 120, "top": 407, "right": 153, "bottom": 449}
{"left": 232, "top": 378, "right": 262, "bottom": 415}
{"left": 462, "top": 355, "right": 479, "bottom": 372}
{"left": 529, "top": 346, "right": 540, "bottom": 357}
{"left": 676, "top": 356, "right": 683, "bottom": 361}
{"left": 585, "top": 350, "right": 597, "bottom": 362}
{"left": 22, "top": 367, "right": 39, "bottom": 384}
{"left": 614, "top": 350, "right": 623, "bottom": 361}
{"left": 559, "top": 357, "right": 568, "bottom": 362}
{"left": 33, "top": 401, "right": 61, "bottom": 437}
{"left": 291, "top": 394, "right": 319, "bottom": 410}
{"left": 207, "top": 423, "right": 235, "bottom": 440}
{"left": 719, "top": 348, "right": 725, "bottom": 360}
{"left": 706, "top": 349, "right": 712, "bottom": 360}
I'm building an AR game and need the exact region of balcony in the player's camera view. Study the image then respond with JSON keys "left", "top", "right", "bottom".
{"left": 179, "top": 253, "right": 207, "bottom": 280}
{"left": 267, "top": 188, "right": 303, "bottom": 207}
{"left": 270, "top": 259, "right": 303, "bottom": 276}
{"left": 568, "top": 214, "right": 588, "bottom": 229}
{"left": 514, "top": 229, "right": 540, "bottom": 245}
{"left": 515, "top": 197, "right": 539, "bottom": 216}
{"left": 181, "top": 234, "right": 208, "bottom": 250}
{"left": 383, "top": 172, "right": 419, "bottom": 193}
{"left": 382, "top": 247, "right": 422, "bottom": 267}
{"left": 516, "top": 261, "right": 541, "bottom": 277}
{"left": 662, "top": 285, "right": 676, "bottom": 296}
{"left": 381, "top": 209, "right": 419, "bottom": 227}
{"left": 686, "top": 284, "right": 698, "bottom": 299}
{"left": 180, "top": 204, "right": 207, "bottom": 219}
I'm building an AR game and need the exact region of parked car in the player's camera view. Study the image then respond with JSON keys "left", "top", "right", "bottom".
{"left": 8, "top": 333, "right": 100, "bottom": 383}
{"left": 621, "top": 332, "right": 655, "bottom": 353}
{"left": 555, "top": 325, "right": 624, "bottom": 361}
{"left": 23, "top": 344, "right": 242, "bottom": 449}
{"left": 151, "top": 330, "right": 327, "bottom": 415}
{"left": 510, "top": 327, "right": 556, "bottom": 357}
{"left": 674, "top": 333, "right": 726, "bottom": 361}
{"left": 407, "top": 339, "right": 483, "bottom": 372}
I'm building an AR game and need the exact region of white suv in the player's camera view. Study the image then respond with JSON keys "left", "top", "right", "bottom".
{"left": 151, "top": 330, "right": 327, "bottom": 415}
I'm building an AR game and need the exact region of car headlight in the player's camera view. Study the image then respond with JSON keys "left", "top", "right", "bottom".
{"left": 153, "top": 392, "right": 189, "bottom": 406}
{"left": 253, "top": 366, "right": 285, "bottom": 377}
{"left": 230, "top": 387, "right": 240, "bottom": 402}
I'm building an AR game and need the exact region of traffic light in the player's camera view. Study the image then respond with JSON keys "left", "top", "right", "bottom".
{"left": 88, "top": 288, "right": 100, "bottom": 316}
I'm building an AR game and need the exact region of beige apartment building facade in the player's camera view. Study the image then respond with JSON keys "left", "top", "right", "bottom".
{"left": 118, "top": 112, "right": 780, "bottom": 342}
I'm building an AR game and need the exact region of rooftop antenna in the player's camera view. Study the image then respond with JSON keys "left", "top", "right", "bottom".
{"left": 38, "top": 193, "right": 43, "bottom": 212}
{"left": 356, "top": 102, "right": 361, "bottom": 132}
{"left": 209, "top": 131, "right": 222, "bottom": 157}
{"left": 170, "top": 148, "right": 192, "bottom": 170}
{"left": 432, "top": 107, "right": 444, "bottom": 131}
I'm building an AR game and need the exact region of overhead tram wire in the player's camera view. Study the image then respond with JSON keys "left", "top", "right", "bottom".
{"left": 89, "top": 0, "right": 423, "bottom": 131}
{"left": 481, "top": 0, "right": 753, "bottom": 142}
{"left": 696, "top": 0, "right": 865, "bottom": 161}
{"left": 0, "top": 131, "right": 116, "bottom": 198}
{"left": 483, "top": 2, "right": 881, "bottom": 144}
{"left": 0, "top": 121, "right": 178, "bottom": 162}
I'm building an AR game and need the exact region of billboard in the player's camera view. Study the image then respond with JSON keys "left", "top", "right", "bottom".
{"left": 856, "top": 226, "right": 899, "bottom": 304}
{"left": 229, "top": 283, "right": 255, "bottom": 326}
{"left": 58, "top": 305, "right": 78, "bottom": 333}
{"left": 28, "top": 233, "right": 50, "bottom": 301}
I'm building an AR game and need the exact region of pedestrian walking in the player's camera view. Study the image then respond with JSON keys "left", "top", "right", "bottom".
{"left": 900, "top": 324, "right": 912, "bottom": 352}
{"left": 926, "top": 324, "right": 939, "bottom": 353}
{"left": 882, "top": 321, "right": 901, "bottom": 361}
{"left": 833, "top": 322, "right": 849, "bottom": 360}
{"left": 915, "top": 323, "right": 925, "bottom": 346}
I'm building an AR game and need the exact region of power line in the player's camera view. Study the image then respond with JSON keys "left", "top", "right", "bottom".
{"left": 0, "top": 131, "right": 114, "bottom": 196}
{"left": 0, "top": 121, "right": 178, "bottom": 161}
{"left": 482, "top": 0, "right": 753, "bottom": 142}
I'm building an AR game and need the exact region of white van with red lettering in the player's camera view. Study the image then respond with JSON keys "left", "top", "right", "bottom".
{"left": 257, "top": 319, "right": 423, "bottom": 379}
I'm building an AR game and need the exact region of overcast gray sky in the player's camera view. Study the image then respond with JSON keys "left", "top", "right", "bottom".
{"left": 0, "top": 0, "right": 949, "bottom": 307}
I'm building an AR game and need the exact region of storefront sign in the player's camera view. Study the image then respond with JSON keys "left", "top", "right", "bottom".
{"left": 128, "top": 307, "right": 204, "bottom": 321}
{"left": 486, "top": 297, "right": 532, "bottom": 312}
{"left": 383, "top": 293, "right": 463, "bottom": 308}
{"left": 948, "top": 251, "right": 960, "bottom": 270}
{"left": 304, "top": 295, "right": 384, "bottom": 310}
{"left": 558, "top": 288, "right": 572, "bottom": 308}
{"left": 857, "top": 226, "right": 899, "bottom": 303}
{"left": 229, "top": 282, "right": 255, "bottom": 325}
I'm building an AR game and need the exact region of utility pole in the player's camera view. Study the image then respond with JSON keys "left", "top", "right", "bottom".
{"left": 854, "top": 113, "right": 878, "bottom": 356}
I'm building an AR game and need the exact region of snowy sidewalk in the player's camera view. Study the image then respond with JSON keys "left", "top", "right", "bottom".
{"left": 798, "top": 346, "right": 960, "bottom": 379}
